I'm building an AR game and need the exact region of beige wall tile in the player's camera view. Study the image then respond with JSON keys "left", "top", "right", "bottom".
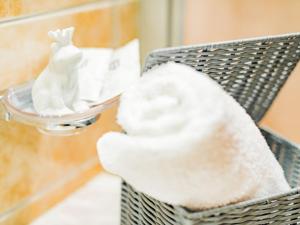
{"left": 0, "top": 6, "right": 113, "bottom": 90}
{"left": 0, "top": 1, "right": 138, "bottom": 224}
{"left": 0, "top": 0, "right": 99, "bottom": 20}
{"left": 118, "top": 1, "right": 139, "bottom": 45}
{"left": 0, "top": 106, "right": 120, "bottom": 225}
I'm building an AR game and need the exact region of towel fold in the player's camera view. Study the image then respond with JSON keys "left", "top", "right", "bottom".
{"left": 97, "top": 62, "right": 290, "bottom": 209}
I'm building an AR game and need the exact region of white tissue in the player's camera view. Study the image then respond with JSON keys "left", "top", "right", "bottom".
{"left": 98, "top": 39, "right": 140, "bottom": 102}
{"left": 78, "top": 48, "right": 112, "bottom": 102}
{"left": 97, "top": 62, "right": 290, "bottom": 209}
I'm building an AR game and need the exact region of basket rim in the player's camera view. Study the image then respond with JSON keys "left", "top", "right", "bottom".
{"left": 260, "top": 126, "right": 300, "bottom": 151}
{"left": 149, "top": 32, "right": 300, "bottom": 55}
{"left": 121, "top": 181, "right": 300, "bottom": 220}
{"left": 121, "top": 127, "right": 300, "bottom": 219}
{"left": 177, "top": 188, "right": 300, "bottom": 219}
{"left": 144, "top": 32, "right": 300, "bottom": 124}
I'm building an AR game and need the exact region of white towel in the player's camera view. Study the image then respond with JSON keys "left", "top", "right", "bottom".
{"left": 97, "top": 62, "right": 290, "bottom": 209}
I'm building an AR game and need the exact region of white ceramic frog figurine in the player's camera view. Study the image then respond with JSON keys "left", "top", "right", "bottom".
{"left": 32, "top": 27, "right": 89, "bottom": 115}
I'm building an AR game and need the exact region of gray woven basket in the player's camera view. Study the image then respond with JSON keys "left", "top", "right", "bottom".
{"left": 121, "top": 33, "right": 300, "bottom": 225}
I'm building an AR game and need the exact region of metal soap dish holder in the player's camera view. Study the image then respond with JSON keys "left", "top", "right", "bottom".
{"left": 0, "top": 80, "right": 119, "bottom": 135}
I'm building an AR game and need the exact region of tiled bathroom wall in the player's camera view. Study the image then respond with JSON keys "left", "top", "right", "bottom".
{"left": 0, "top": 0, "right": 138, "bottom": 224}
{"left": 0, "top": 0, "right": 98, "bottom": 20}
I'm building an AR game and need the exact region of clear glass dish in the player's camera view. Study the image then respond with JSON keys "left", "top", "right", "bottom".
{"left": 0, "top": 80, "right": 119, "bottom": 136}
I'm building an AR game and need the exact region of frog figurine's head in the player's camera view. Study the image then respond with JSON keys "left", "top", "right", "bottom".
{"left": 48, "top": 27, "right": 83, "bottom": 73}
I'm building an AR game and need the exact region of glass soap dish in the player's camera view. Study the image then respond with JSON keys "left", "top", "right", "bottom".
{"left": 0, "top": 81, "right": 119, "bottom": 136}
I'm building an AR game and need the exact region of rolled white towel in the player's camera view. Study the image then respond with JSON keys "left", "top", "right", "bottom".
{"left": 97, "top": 62, "right": 290, "bottom": 209}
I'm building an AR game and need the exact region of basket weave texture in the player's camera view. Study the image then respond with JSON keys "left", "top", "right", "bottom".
{"left": 121, "top": 33, "right": 300, "bottom": 225}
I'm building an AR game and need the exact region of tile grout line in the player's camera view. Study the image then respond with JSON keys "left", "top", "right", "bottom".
{"left": 0, "top": 0, "right": 137, "bottom": 28}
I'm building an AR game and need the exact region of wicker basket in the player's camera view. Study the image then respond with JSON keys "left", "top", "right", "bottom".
{"left": 120, "top": 33, "right": 300, "bottom": 225}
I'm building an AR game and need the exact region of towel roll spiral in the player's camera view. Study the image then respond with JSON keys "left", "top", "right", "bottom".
{"left": 98, "top": 62, "right": 290, "bottom": 209}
